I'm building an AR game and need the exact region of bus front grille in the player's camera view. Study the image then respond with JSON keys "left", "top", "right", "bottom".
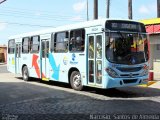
{"left": 117, "top": 67, "right": 142, "bottom": 72}
{"left": 120, "top": 74, "right": 139, "bottom": 77}
{"left": 123, "top": 79, "right": 138, "bottom": 84}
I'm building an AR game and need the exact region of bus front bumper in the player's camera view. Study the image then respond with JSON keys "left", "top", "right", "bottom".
{"left": 105, "top": 76, "right": 148, "bottom": 89}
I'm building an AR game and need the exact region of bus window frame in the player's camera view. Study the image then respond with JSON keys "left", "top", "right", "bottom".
{"left": 8, "top": 39, "right": 15, "bottom": 54}
{"left": 30, "top": 35, "right": 40, "bottom": 54}
{"left": 22, "top": 37, "right": 30, "bottom": 54}
{"left": 69, "top": 28, "right": 85, "bottom": 53}
{"left": 54, "top": 31, "right": 69, "bottom": 53}
{"left": 50, "top": 33, "right": 55, "bottom": 53}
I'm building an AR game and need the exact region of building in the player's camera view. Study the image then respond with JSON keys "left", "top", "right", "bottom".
{"left": 140, "top": 18, "right": 160, "bottom": 80}
{"left": 0, "top": 45, "right": 7, "bottom": 63}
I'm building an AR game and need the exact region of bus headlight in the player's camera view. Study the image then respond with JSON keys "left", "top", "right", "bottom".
{"left": 140, "top": 70, "right": 149, "bottom": 76}
{"left": 105, "top": 67, "right": 119, "bottom": 78}
{"left": 140, "top": 64, "right": 149, "bottom": 76}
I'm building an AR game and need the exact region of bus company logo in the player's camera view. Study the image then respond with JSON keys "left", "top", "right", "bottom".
{"left": 129, "top": 73, "right": 133, "bottom": 78}
{"left": 63, "top": 56, "right": 68, "bottom": 65}
{"left": 72, "top": 53, "right": 76, "bottom": 61}
{"left": 70, "top": 53, "right": 78, "bottom": 64}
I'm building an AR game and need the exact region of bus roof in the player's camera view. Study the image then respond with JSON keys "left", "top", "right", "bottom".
{"left": 8, "top": 18, "right": 140, "bottom": 39}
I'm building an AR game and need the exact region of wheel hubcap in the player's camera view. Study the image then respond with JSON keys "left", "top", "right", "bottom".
{"left": 73, "top": 74, "right": 81, "bottom": 88}
{"left": 23, "top": 69, "right": 27, "bottom": 79}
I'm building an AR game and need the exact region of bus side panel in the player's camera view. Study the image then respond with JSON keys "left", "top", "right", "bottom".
{"left": 21, "top": 54, "right": 40, "bottom": 78}
{"left": 67, "top": 53, "right": 87, "bottom": 85}
{"left": 30, "top": 53, "right": 41, "bottom": 78}
{"left": 7, "top": 54, "right": 16, "bottom": 73}
{"left": 49, "top": 53, "right": 68, "bottom": 82}
{"left": 48, "top": 52, "right": 87, "bottom": 85}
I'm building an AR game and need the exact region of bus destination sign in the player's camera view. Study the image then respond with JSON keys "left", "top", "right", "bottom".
{"left": 111, "top": 23, "right": 137, "bottom": 30}
{"left": 106, "top": 20, "right": 146, "bottom": 32}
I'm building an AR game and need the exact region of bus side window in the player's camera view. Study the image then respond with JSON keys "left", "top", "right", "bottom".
{"left": 30, "top": 36, "right": 40, "bottom": 53}
{"left": 69, "top": 37, "right": 75, "bottom": 51}
{"left": 22, "top": 37, "right": 30, "bottom": 53}
{"left": 8, "top": 39, "right": 15, "bottom": 54}
{"left": 54, "top": 31, "right": 68, "bottom": 53}
{"left": 69, "top": 29, "right": 85, "bottom": 52}
{"left": 76, "top": 36, "right": 84, "bottom": 51}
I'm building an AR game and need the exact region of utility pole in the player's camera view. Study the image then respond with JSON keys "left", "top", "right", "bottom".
{"left": 94, "top": 0, "right": 98, "bottom": 19}
{"left": 128, "top": 0, "right": 132, "bottom": 19}
{"left": 106, "top": 0, "right": 110, "bottom": 18}
{"left": 87, "top": 0, "right": 89, "bottom": 21}
{"left": 158, "top": 0, "right": 160, "bottom": 17}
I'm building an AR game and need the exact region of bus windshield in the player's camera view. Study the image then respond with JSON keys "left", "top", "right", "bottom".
{"left": 106, "top": 32, "right": 149, "bottom": 65}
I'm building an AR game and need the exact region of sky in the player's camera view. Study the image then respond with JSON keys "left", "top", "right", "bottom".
{"left": 0, "top": 0, "right": 157, "bottom": 45}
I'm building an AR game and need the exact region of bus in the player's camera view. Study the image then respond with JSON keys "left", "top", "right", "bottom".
{"left": 7, "top": 19, "right": 149, "bottom": 91}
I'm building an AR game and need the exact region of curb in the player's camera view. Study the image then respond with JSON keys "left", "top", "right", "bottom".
{"left": 0, "top": 63, "right": 7, "bottom": 66}
{"left": 138, "top": 81, "right": 157, "bottom": 87}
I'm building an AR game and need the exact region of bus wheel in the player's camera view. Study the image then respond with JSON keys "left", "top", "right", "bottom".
{"left": 22, "top": 66, "right": 30, "bottom": 81}
{"left": 70, "top": 71, "right": 83, "bottom": 91}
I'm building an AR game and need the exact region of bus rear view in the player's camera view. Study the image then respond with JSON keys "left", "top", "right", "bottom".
{"left": 104, "top": 20, "right": 149, "bottom": 88}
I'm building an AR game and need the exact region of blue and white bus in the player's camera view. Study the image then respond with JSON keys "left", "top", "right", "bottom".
{"left": 7, "top": 19, "right": 149, "bottom": 90}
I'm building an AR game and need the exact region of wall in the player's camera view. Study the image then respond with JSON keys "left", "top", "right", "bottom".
{"left": 0, "top": 46, "right": 7, "bottom": 63}
{"left": 149, "top": 34, "right": 160, "bottom": 80}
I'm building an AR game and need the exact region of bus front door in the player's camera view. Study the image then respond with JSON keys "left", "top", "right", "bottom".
{"left": 15, "top": 43, "right": 21, "bottom": 74}
{"left": 41, "top": 39, "right": 49, "bottom": 81}
{"left": 88, "top": 34, "right": 103, "bottom": 86}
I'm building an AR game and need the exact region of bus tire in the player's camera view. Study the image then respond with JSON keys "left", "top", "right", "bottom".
{"left": 70, "top": 71, "right": 83, "bottom": 91}
{"left": 22, "top": 66, "right": 30, "bottom": 81}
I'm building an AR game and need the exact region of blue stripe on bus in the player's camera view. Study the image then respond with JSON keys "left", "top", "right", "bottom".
{"left": 49, "top": 53, "right": 60, "bottom": 80}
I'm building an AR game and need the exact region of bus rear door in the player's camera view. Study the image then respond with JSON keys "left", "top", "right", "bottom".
{"left": 88, "top": 34, "right": 103, "bottom": 87}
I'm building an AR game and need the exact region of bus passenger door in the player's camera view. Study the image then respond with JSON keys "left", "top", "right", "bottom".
{"left": 88, "top": 34, "right": 103, "bottom": 86}
{"left": 41, "top": 39, "right": 49, "bottom": 81}
{"left": 15, "top": 43, "right": 21, "bottom": 74}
